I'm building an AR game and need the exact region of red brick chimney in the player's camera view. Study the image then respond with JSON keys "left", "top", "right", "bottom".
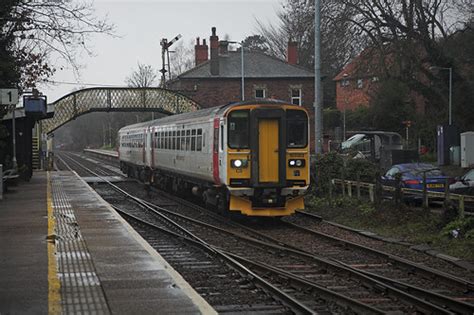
{"left": 210, "top": 27, "right": 219, "bottom": 75}
{"left": 287, "top": 41, "right": 298, "bottom": 65}
{"left": 194, "top": 37, "right": 208, "bottom": 66}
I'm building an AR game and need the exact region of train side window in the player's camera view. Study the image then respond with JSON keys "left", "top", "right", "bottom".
{"left": 181, "top": 131, "right": 186, "bottom": 150}
{"left": 186, "top": 130, "right": 191, "bottom": 151}
{"left": 202, "top": 131, "right": 205, "bottom": 148}
{"left": 197, "top": 129, "right": 202, "bottom": 151}
{"left": 191, "top": 129, "right": 196, "bottom": 151}
{"left": 176, "top": 131, "right": 181, "bottom": 150}
{"left": 172, "top": 131, "right": 176, "bottom": 150}
{"left": 168, "top": 130, "right": 172, "bottom": 150}
{"left": 163, "top": 131, "right": 166, "bottom": 149}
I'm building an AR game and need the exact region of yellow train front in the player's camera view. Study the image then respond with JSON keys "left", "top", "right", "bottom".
{"left": 219, "top": 101, "right": 310, "bottom": 216}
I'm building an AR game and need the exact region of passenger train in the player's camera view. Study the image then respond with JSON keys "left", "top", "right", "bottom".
{"left": 118, "top": 100, "right": 310, "bottom": 217}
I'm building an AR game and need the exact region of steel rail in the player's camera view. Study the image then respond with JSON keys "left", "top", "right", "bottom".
{"left": 57, "top": 153, "right": 315, "bottom": 314}
{"left": 60, "top": 152, "right": 463, "bottom": 313}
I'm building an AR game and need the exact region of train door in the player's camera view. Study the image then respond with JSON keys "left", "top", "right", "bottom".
{"left": 258, "top": 119, "right": 279, "bottom": 183}
{"left": 250, "top": 108, "right": 286, "bottom": 187}
{"left": 145, "top": 127, "right": 152, "bottom": 166}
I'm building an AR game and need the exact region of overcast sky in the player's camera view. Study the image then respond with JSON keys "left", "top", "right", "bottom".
{"left": 39, "top": 0, "right": 282, "bottom": 102}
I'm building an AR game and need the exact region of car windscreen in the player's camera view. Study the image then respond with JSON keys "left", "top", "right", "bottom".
{"left": 341, "top": 134, "right": 365, "bottom": 150}
{"left": 228, "top": 110, "right": 249, "bottom": 149}
{"left": 410, "top": 168, "right": 443, "bottom": 177}
{"left": 286, "top": 109, "right": 308, "bottom": 148}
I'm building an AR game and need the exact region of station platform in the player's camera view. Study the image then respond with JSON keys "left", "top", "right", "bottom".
{"left": 0, "top": 171, "right": 215, "bottom": 314}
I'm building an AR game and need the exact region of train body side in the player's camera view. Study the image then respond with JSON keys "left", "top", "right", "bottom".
{"left": 118, "top": 101, "right": 310, "bottom": 217}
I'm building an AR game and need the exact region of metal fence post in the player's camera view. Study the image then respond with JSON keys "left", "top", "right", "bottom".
{"left": 347, "top": 181, "right": 352, "bottom": 198}
{"left": 0, "top": 164, "right": 3, "bottom": 200}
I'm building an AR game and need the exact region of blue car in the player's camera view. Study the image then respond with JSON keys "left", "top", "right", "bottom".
{"left": 382, "top": 163, "right": 452, "bottom": 195}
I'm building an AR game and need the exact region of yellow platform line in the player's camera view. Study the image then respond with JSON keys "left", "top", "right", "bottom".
{"left": 47, "top": 171, "right": 61, "bottom": 314}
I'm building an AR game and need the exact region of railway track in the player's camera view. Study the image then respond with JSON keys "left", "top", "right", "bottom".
{"left": 56, "top": 152, "right": 369, "bottom": 314}
{"left": 56, "top": 151, "right": 474, "bottom": 314}
{"left": 287, "top": 210, "right": 474, "bottom": 276}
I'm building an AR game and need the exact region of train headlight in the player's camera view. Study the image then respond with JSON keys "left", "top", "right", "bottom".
{"left": 288, "top": 159, "right": 305, "bottom": 168}
{"left": 231, "top": 159, "right": 248, "bottom": 168}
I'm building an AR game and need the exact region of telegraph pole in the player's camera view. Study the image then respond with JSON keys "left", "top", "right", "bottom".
{"left": 314, "top": 0, "right": 323, "bottom": 155}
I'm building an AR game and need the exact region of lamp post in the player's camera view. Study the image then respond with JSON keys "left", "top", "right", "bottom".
{"left": 430, "top": 66, "right": 453, "bottom": 125}
{"left": 314, "top": 0, "right": 323, "bottom": 154}
{"left": 228, "top": 41, "right": 245, "bottom": 101}
{"left": 342, "top": 73, "right": 348, "bottom": 141}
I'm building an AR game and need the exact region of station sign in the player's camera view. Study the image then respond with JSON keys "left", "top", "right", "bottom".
{"left": 0, "top": 88, "right": 19, "bottom": 105}
{"left": 24, "top": 94, "right": 48, "bottom": 119}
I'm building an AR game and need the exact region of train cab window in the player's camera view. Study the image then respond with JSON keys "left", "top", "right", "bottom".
{"left": 191, "top": 129, "right": 196, "bottom": 151}
{"left": 228, "top": 110, "right": 249, "bottom": 149}
{"left": 186, "top": 130, "right": 191, "bottom": 151}
{"left": 197, "top": 129, "right": 202, "bottom": 151}
{"left": 286, "top": 110, "right": 308, "bottom": 148}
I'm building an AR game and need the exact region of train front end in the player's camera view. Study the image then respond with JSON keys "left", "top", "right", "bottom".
{"left": 224, "top": 102, "right": 310, "bottom": 216}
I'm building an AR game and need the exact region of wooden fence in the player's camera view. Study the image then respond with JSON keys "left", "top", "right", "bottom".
{"left": 331, "top": 178, "right": 474, "bottom": 217}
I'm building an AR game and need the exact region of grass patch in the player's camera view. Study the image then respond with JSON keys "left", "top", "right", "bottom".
{"left": 305, "top": 195, "right": 474, "bottom": 261}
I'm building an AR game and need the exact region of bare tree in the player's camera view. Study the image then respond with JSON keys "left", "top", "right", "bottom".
{"left": 256, "top": 0, "right": 363, "bottom": 73}
{"left": 169, "top": 40, "right": 194, "bottom": 79}
{"left": 341, "top": 1, "right": 470, "bottom": 104}
{"left": 2, "top": 0, "right": 114, "bottom": 89}
{"left": 125, "top": 62, "right": 158, "bottom": 88}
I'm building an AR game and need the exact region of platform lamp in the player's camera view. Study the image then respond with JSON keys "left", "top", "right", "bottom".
{"left": 429, "top": 66, "right": 453, "bottom": 125}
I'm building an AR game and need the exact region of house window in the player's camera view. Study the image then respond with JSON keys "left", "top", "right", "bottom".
{"left": 291, "top": 88, "right": 302, "bottom": 106}
{"left": 372, "top": 76, "right": 379, "bottom": 82}
{"left": 255, "top": 88, "right": 265, "bottom": 98}
{"left": 357, "top": 79, "right": 363, "bottom": 89}
{"left": 340, "top": 80, "right": 349, "bottom": 87}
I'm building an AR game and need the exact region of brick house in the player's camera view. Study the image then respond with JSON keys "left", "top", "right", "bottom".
{"left": 333, "top": 48, "right": 381, "bottom": 113}
{"left": 168, "top": 27, "right": 316, "bottom": 147}
{"left": 168, "top": 27, "right": 314, "bottom": 109}
{"left": 333, "top": 48, "right": 427, "bottom": 114}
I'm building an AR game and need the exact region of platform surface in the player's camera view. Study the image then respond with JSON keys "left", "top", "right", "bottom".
{"left": 0, "top": 173, "right": 48, "bottom": 314}
{"left": 0, "top": 171, "right": 215, "bottom": 314}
